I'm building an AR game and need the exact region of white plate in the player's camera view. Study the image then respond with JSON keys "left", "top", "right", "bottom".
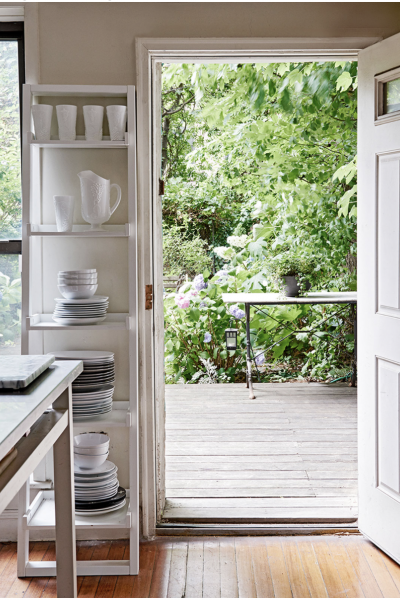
{"left": 75, "top": 499, "right": 126, "bottom": 516}
{"left": 54, "top": 295, "right": 108, "bottom": 304}
{"left": 53, "top": 316, "right": 107, "bottom": 325}
{"left": 75, "top": 489, "right": 119, "bottom": 501}
{"left": 74, "top": 460, "right": 116, "bottom": 475}
{"left": 75, "top": 477, "right": 118, "bottom": 489}
{"left": 76, "top": 484, "right": 119, "bottom": 496}
{"left": 75, "top": 467, "right": 117, "bottom": 480}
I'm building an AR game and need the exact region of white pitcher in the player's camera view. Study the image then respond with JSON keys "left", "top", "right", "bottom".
{"left": 78, "top": 170, "right": 121, "bottom": 231}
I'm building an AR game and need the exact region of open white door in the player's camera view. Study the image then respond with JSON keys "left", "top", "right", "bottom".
{"left": 359, "top": 32, "right": 400, "bottom": 563}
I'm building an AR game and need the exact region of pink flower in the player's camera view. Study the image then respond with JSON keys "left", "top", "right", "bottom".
{"left": 176, "top": 293, "right": 190, "bottom": 309}
{"left": 190, "top": 290, "right": 198, "bottom": 297}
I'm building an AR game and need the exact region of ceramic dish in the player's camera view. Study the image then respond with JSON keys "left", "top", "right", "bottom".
{"left": 75, "top": 499, "right": 126, "bottom": 516}
{"left": 74, "top": 433, "right": 110, "bottom": 448}
{"left": 74, "top": 452, "right": 109, "bottom": 468}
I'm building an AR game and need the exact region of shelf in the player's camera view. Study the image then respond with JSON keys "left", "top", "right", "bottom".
{"left": 73, "top": 402, "right": 131, "bottom": 428}
{"left": 30, "top": 85, "right": 128, "bottom": 97}
{"left": 28, "top": 224, "right": 130, "bottom": 237}
{"left": 28, "top": 132, "right": 128, "bottom": 149}
{"left": 25, "top": 490, "right": 131, "bottom": 530}
{"left": 27, "top": 314, "right": 131, "bottom": 331}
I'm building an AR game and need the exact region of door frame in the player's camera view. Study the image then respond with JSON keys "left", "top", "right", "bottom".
{"left": 136, "top": 35, "right": 380, "bottom": 539}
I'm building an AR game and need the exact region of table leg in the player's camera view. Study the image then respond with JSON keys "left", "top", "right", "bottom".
{"left": 17, "top": 480, "right": 29, "bottom": 577}
{"left": 351, "top": 305, "right": 357, "bottom": 387}
{"left": 53, "top": 386, "right": 77, "bottom": 598}
{"left": 245, "top": 303, "right": 255, "bottom": 399}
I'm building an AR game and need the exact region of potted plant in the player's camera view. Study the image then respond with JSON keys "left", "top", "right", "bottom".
{"left": 271, "top": 252, "right": 317, "bottom": 297}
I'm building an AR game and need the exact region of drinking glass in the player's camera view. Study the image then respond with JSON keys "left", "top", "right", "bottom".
{"left": 56, "top": 105, "right": 77, "bottom": 141}
{"left": 54, "top": 195, "right": 75, "bottom": 232}
{"left": 32, "top": 105, "right": 53, "bottom": 141}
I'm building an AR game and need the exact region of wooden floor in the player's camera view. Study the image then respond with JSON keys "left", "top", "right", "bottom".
{"left": 2, "top": 536, "right": 400, "bottom": 597}
{"left": 164, "top": 383, "right": 357, "bottom": 523}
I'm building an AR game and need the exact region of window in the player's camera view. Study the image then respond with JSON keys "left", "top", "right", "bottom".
{"left": 0, "top": 23, "right": 24, "bottom": 354}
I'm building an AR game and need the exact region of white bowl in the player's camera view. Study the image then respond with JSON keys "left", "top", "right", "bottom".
{"left": 59, "top": 269, "right": 96, "bottom": 275}
{"left": 73, "top": 445, "right": 110, "bottom": 456}
{"left": 74, "top": 433, "right": 110, "bottom": 449}
{"left": 58, "top": 276, "right": 98, "bottom": 283}
{"left": 58, "top": 273, "right": 97, "bottom": 279}
{"left": 58, "top": 278, "right": 97, "bottom": 285}
{"left": 58, "top": 284, "right": 98, "bottom": 299}
{"left": 74, "top": 452, "right": 109, "bottom": 469}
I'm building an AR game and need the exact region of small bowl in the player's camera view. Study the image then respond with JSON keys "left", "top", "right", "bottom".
{"left": 74, "top": 433, "right": 110, "bottom": 450}
{"left": 59, "top": 269, "right": 96, "bottom": 275}
{"left": 73, "top": 445, "right": 110, "bottom": 456}
{"left": 58, "top": 278, "right": 97, "bottom": 285}
{"left": 58, "top": 284, "right": 98, "bottom": 299}
{"left": 74, "top": 452, "right": 109, "bottom": 469}
{"left": 58, "top": 274, "right": 97, "bottom": 281}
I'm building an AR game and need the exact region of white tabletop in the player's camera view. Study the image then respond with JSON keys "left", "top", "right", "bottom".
{"left": 222, "top": 291, "right": 357, "bottom": 305}
{"left": 0, "top": 360, "right": 83, "bottom": 461}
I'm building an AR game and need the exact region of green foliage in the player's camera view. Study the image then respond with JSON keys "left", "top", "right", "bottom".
{"left": 0, "top": 258, "right": 21, "bottom": 346}
{"left": 0, "top": 42, "right": 21, "bottom": 239}
{"left": 270, "top": 252, "right": 318, "bottom": 277}
{"left": 163, "top": 224, "right": 212, "bottom": 278}
{"left": 162, "top": 60, "right": 358, "bottom": 382}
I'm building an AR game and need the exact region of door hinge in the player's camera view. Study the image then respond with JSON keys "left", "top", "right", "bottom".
{"left": 159, "top": 179, "right": 165, "bottom": 196}
{"left": 145, "top": 284, "right": 153, "bottom": 310}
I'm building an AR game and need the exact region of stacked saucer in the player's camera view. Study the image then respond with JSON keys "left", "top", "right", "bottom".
{"left": 48, "top": 351, "right": 115, "bottom": 420}
{"left": 52, "top": 295, "right": 109, "bottom": 325}
{"left": 74, "top": 459, "right": 126, "bottom": 516}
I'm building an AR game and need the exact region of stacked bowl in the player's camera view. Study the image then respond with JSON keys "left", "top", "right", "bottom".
{"left": 58, "top": 269, "right": 98, "bottom": 299}
{"left": 74, "top": 432, "right": 110, "bottom": 468}
{"left": 73, "top": 434, "right": 126, "bottom": 516}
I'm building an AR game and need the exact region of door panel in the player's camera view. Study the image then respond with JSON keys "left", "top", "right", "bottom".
{"left": 359, "top": 31, "right": 400, "bottom": 563}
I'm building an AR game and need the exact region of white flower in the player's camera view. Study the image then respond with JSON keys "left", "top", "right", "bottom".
{"left": 227, "top": 234, "right": 248, "bottom": 248}
{"left": 214, "top": 246, "right": 229, "bottom": 259}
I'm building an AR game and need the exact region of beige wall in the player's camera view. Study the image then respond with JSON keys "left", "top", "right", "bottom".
{"left": 36, "top": 2, "right": 400, "bottom": 85}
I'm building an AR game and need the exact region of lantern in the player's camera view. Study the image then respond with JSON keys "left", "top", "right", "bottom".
{"left": 225, "top": 327, "right": 238, "bottom": 351}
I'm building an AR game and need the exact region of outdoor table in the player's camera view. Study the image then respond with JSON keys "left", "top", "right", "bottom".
{"left": 222, "top": 292, "right": 357, "bottom": 399}
{"left": 0, "top": 359, "right": 83, "bottom": 598}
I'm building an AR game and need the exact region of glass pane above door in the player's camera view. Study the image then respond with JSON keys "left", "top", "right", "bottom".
{"left": 384, "top": 76, "right": 400, "bottom": 114}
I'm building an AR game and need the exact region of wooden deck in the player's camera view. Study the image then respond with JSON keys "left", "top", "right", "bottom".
{"left": 163, "top": 383, "right": 357, "bottom": 523}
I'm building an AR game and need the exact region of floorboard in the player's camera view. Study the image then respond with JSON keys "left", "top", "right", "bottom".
{"left": 1, "top": 536, "right": 400, "bottom": 598}
{"left": 164, "top": 382, "right": 358, "bottom": 522}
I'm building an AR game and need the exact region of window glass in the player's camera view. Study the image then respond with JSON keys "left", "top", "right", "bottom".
{"left": 0, "top": 41, "right": 21, "bottom": 240}
{"left": 0, "top": 254, "right": 21, "bottom": 354}
{"left": 384, "top": 76, "right": 400, "bottom": 115}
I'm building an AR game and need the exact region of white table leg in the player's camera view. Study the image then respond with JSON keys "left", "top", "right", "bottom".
{"left": 17, "top": 479, "right": 29, "bottom": 577}
{"left": 53, "top": 386, "right": 76, "bottom": 598}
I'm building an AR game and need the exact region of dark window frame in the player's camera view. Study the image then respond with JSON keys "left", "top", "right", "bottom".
{"left": 0, "top": 21, "right": 24, "bottom": 252}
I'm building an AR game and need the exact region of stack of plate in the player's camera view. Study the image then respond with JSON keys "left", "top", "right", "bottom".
{"left": 48, "top": 351, "right": 115, "bottom": 420}
{"left": 74, "top": 460, "right": 126, "bottom": 516}
{"left": 52, "top": 295, "right": 109, "bottom": 326}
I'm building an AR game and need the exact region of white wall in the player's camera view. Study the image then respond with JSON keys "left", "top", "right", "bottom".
{"left": 37, "top": 2, "right": 400, "bottom": 85}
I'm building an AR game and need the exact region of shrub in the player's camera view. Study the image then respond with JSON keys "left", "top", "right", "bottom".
{"left": 163, "top": 224, "right": 212, "bottom": 279}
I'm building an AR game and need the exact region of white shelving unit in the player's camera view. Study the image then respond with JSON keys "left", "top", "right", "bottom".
{"left": 20, "top": 84, "right": 138, "bottom": 576}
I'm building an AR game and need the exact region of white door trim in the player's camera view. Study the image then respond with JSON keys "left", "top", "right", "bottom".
{"left": 136, "top": 36, "right": 380, "bottom": 539}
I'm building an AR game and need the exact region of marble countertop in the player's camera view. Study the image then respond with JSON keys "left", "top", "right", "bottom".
{"left": 0, "top": 355, "right": 55, "bottom": 389}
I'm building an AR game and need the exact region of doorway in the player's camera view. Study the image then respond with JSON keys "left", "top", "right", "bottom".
{"left": 158, "top": 58, "right": 357, "bottom": 525}
{"left": 135, "top": 37, "right": 377, "bottom": 538}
